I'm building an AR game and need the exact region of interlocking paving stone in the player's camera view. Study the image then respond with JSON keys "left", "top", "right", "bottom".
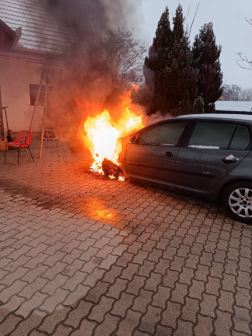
{"left": 93, "top": 313, "right": 120, "bottom": 336}
{"left": 39, "top": 304, "right": 71, "bottom": 334}
{"left": 0, "top": 314, "right": 23, "bottom": 335}
{"left": 218, "top": 290, "right": 234, "bottom": 313}
{"left": 194, "top": 314, "right": 213, "bottom": 336}
{"left": 0, "top": 280, "right": 27, "bottom": 303}
{"left": 152, "top": 286, "right": 171, "bottom": 309}
{"left": 116, "top": 309, "right": 141, "bottom": 336}
{"left": 0, "top": 140, "right": 252, "bottom": 335}
{"left": 11, "top": 310, "right": 46, "bottom": 336}
{"left": 71, "top": 319, "right": 97, "bottom": 336}
{"left": 181, "top": 297, "right": 200, "bottom": 323}
{"left": 173, "top": 319, "right": 193, "bottom": 336}
{"left": 52, "top": 324, "right": 73, "bottom": 336}
{"left": 139, "top": 305, "right": 161, "bottom": 333}
{"left": 233, "top": 306, "right": 251, "bottom": 334}
{"left": 214, "top": 310, "right": 233, "bottom": 336}
{"left": 111, "top": 292, "right": 134, "bottom": 318}
{"left": 132, "top": 289, "right": 153, "bottom": 313}
{"left": 0, "top": 295, "right": 25, "bottom": 323}
{"left": 88, "top": 296, "right": 115, "bottom": 323}
{"left": 162, "top": 301, "right": 181, "bottom": 329}
{"left": 16, "top": 292, "right": 48, "bottom": 318}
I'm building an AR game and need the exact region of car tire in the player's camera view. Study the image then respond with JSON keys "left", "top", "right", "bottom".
{"left": 222, "top": 181, "right": 252, "bottom": 224}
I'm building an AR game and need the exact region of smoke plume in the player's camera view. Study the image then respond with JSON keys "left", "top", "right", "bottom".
{"left": 44, "top": 0, "right": 144, "bottom": 143}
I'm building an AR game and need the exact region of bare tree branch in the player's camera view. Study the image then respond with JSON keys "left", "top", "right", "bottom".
{"left": 185, "top": 5, "right": 190, "bottom": 23}
{"left": 237, "top": 52, "right": 252, "bottom": 70}
{"left": 245, "top": 17, "right": 252, "bottom": 25}
{"left": 189, "top": 2, "right": 200, "bottom": 38}
{"left": 102, "top": 28, "right": 148, "bottom": 85}
{"left": 236, "top": 61, "right": 252, "bottom": 70}
{"left": 237, "top": 17, "right": 252, "bottom": 70}
{"left": 222, "top": 84, "right": 252, "bottom": 100}
{"left": 244, "top": 55, "right": 252, "bottom": 67}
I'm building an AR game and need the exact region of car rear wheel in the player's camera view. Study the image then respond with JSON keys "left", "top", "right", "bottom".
{"left": 223, "top": 181, "right": 252, "bottom": 224}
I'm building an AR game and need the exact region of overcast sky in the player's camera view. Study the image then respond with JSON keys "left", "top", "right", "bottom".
{"left": 139, "top": 0, "right": 252, "bottom": 88}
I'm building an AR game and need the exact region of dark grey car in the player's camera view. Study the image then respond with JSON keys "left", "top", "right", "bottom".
{"left": 120, "top": 113, "right": 252, "bottom": 224}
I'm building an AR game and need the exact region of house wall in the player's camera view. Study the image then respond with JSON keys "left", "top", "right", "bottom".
{"left": 0, "top": 51, "right": 62, "bottom": 138}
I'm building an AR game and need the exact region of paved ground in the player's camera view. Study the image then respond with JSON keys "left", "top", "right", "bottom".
{"left": 0, "top": 140, "right": 252, "bottom": 336}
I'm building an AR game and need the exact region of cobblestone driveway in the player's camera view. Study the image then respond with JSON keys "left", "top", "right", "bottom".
{"left": 0, "top": 141, "right": 251, "bottom": 336}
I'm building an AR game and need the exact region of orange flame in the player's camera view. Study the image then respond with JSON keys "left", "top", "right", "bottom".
{"left": 83, "top": 89, "right": 145, "bottom": 178}
{"left": 84, "top": 110, "right": 121, "bottom": 173}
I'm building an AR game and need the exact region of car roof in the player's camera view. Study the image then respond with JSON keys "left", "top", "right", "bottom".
{"left": 128, "top": 113, "right": 252, "bottom": 138}
{"left": 175, "top": 113, "right": 252, "bottom": 124}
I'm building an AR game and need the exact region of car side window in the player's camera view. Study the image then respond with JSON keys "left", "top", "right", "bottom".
{"left": 230, "top": 125, "right": 250, "bottom": 151}
{"left": 188, "top": 122, "right": 236, "bottom": 149}
{"left": 138, "top": 121, "right": 187, "bottom": 146}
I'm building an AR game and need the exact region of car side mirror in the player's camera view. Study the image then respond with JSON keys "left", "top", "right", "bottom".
{"left": 129, "top": 136, "right": 136, "bottom": 144}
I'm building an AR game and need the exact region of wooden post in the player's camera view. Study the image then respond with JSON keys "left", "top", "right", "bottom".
{"left": 39, "top": 62, "right": 49, "bottom": 159}
{"left": 0, "top": 89, "right": 4, "bottom": 141}
{"left": 29, "top": 54, "right": 48, "bottom": 132}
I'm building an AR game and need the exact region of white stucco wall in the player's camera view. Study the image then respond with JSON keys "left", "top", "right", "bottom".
{"left": 0, "top": 52, "right": 61, "bottom": 137}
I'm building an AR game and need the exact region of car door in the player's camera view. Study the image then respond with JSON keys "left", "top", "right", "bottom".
{"left": 125, "top": 120, "right": 188, "bottom": 186}
{"left": 174, "top": 120, "right": 251, "bottom": 194}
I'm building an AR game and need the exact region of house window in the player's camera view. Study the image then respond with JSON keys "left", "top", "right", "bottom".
{"left": 29, "top": 84, "right": 54, "bottom": 106}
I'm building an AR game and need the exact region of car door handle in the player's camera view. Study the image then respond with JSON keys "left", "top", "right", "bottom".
{"left": 165, "top": 152, "right": 175, "bottom": 157}
{"left": 222, "top": 154, "right": 240, "bottom": 164}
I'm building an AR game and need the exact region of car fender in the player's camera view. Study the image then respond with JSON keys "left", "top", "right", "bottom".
{"left": 118, "top": 136, "right": 130, "bottom": 177}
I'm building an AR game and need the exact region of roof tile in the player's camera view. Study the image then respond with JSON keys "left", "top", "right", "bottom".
{"left": 0, "top": 0, "right": 73, "bottom": 54}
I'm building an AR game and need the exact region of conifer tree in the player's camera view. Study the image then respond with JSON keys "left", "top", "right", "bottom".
{"left": 192, "top": 23, "right": 223, "bottom": 113}
{"left": 144, "top": 5, "right": 198, "bottom": 116}
{"left": 165, "top": 5, "right": 198, "bottom": 116}
{"left": 144, "top": 7, "right": 173, "bottom": 114}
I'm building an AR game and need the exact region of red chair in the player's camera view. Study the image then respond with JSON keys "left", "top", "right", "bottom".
{"left": 5, "top": 130, "right": 34, "bottom": 164}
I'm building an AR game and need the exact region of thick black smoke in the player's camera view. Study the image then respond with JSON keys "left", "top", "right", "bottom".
{"left": 48, "top": 0, "right": 134, "bottom": 39}
{"left": 45, "top": 0, "right": 143, "bottom": 141}
{"left": 47, "top": 0, "right": 142, "bottom": 71}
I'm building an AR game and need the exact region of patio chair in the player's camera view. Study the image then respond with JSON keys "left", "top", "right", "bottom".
{"left": 5, "top": 130, "right": 34, "bottom": 164}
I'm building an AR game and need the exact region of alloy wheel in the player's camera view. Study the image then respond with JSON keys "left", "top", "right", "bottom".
{"left": 229, "top": 188, "right": 252, "bottom": 219}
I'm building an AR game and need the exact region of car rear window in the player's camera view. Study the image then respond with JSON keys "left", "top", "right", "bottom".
{"left": 188, "top": 122, "right": 236, "bottom": 149}
{"left": 230, "top": 125, "right": 250, "bottom": 150}
{"left": 138, "top": 121, "right": 187, "bottom": 146}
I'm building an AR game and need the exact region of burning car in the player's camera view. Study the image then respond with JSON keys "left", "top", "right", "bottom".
{"left": 119, "top": 113, "right": 252, "bottom": 224}
{"left": 81, "top": 86, "right": 252, "bottom": 224}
